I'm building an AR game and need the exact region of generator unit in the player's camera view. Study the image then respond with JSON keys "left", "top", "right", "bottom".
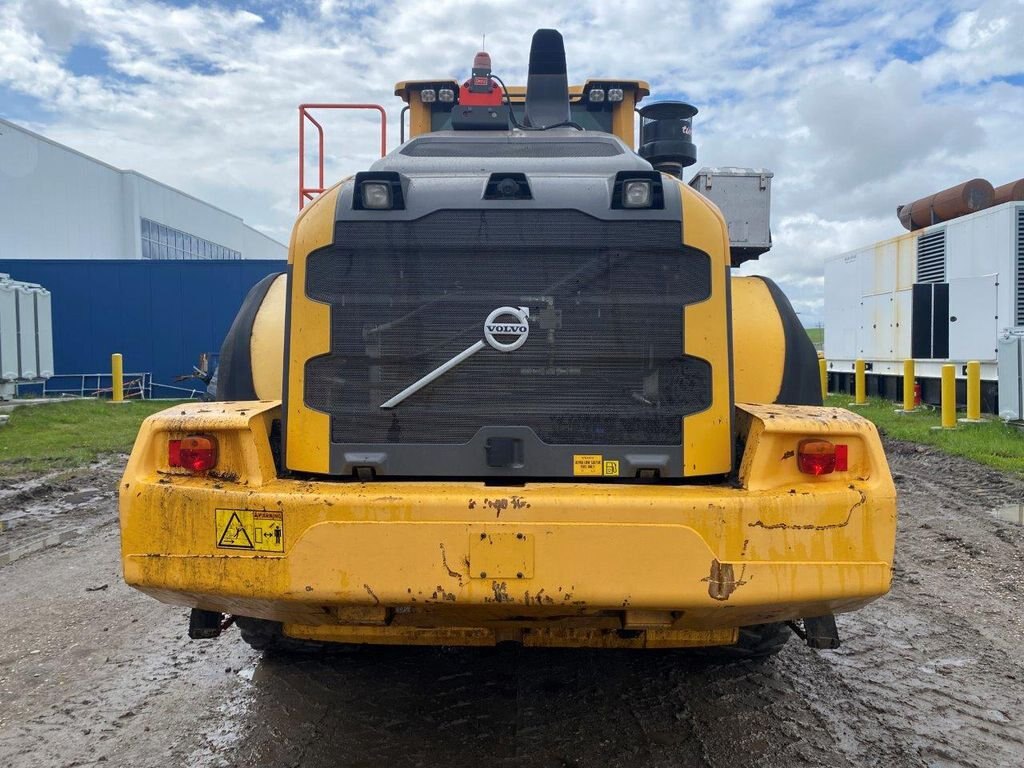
{"left": 825, "top": 199, "right": 1024, "bottom": 411}
{"left": 0, "top": 273, "right": 53, "bottom": 399}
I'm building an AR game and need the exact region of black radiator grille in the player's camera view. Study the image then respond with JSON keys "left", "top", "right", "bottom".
{"left": 305, "top": 210, "right": 712, "bottom": 446}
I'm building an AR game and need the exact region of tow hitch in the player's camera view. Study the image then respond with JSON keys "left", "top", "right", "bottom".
{"left": 188, "top": 609, "right": 235, "bottom": 640}
{"left": 787, "top": 615, "right": 841, "bottom": 650}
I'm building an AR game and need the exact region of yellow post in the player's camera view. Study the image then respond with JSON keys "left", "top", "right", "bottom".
{"left": 111, "top": 353, "right": 124, "bottom": 403}
{"left": 902, "top": 359, "right": 915, "bottom": 412}
{"left": 819, "top": 358, "right": 828, "bottom": 400}
{"left": 940, "top": 364, "right": 956, "bottom": 429}
{"left": 966, "top": 360, "right": 981, "bottom": 421}
{"left": 854, "top": 359, "right": 866, "bottom": 405}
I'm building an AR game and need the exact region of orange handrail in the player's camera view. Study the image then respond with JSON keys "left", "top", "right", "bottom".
{"left": 298, "top": 103, "right": 388, "bottom": 209}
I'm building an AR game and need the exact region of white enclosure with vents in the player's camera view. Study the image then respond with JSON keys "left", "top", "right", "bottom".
{"left": 0, "top": 273, "right": 53, "bottom": 398}
{"left": 824, "top": 201, "right": 1024, "bottom": 411}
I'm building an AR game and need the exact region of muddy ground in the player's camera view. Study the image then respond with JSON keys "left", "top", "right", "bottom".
{"left": 1, "top": 441, "right": 1022, "bottom": 768}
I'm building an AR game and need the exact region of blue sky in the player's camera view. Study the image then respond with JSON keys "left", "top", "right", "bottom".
{"left": 2, "top": 0, "right": 1023, "bottom": 321}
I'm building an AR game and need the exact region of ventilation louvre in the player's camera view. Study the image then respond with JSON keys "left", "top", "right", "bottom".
{"left": 1017, "top": 208, "right": 1024, "bottom": 325}
{"left": 916, "top": 229, "right": 946, "bottom": 284}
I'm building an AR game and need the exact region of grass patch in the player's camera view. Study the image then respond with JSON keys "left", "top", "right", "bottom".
{"left": 805, "top": 327, "right": 824, "bottom": 346}
{"left": 0, "top": 399, "right": 184, "bottom": 477}
{"left": 826, "top": 394, "right": 1024, "bottom": 476}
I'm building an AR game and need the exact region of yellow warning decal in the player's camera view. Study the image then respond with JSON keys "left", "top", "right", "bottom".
{"left": 603, "top": 460, "right": 620, "bottom": 476}
{"left": 216, "top": 509, "right": 284, "bottom": 552}
{"left": 573, "top": 454, "right": 604, "bottom": 477}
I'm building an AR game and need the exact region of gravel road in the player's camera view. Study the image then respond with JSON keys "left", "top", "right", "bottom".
{"left": 1, "top": 441, "right": 1022, "bottom": 767}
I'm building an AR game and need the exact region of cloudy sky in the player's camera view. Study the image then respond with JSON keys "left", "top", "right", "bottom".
{"left": 2, "top": 0, "right": 1023, "bottom": 322}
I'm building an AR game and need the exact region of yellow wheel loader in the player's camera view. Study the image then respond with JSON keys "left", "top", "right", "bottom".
{"left": 119, "top": 30, "right": 895, "bottom": 658}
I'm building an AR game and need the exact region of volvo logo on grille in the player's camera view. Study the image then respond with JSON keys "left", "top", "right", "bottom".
{"left": 483, "top": 306, "right": 530, "bottom": 352}
{"left": 379, "top": 305, "right": 531, "bottom": 409}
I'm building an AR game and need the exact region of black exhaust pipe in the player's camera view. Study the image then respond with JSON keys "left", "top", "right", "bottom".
{"left": 523, "top": 29, "right": 571, "bottom": 129}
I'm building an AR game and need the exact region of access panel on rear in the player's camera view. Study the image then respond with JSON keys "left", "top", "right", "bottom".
{"left": 302, "top": 209, "right": 713, "bottom": 478}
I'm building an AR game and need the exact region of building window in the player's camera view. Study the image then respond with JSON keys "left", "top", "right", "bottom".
{"left": 140, "top": 218, "right": 241, "bottom": 260}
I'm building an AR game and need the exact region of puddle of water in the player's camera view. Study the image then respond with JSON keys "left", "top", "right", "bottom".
{"left": 991, "top": 503, "right": 1024, "bottom": 525}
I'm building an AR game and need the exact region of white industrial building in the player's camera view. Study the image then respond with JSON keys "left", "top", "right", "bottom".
{"left": 0, "top": 117, "right": 285, "bottom": 262}
{"left": 824, "top": 200, "right": 1024, "bottom": 418}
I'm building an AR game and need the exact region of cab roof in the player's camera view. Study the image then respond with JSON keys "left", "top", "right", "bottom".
{"left": 393, "top": 79, "right": 651, "bottom": 104}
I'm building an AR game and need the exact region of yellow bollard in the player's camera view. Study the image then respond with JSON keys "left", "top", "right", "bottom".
{"left": 940, "top": 364, "right": 956, "bottom": 429}
{"left": 854, "top": 359, "right": 866, "bottom": 405}
{"left": 965, "top": 360, "right": 981, "bottom": 421}
{"left": 902, "top": 359, "right": 915, "bottom": 412}
{"left": 111, "top": 353, "right": 124, "bottom": 403}
{"left": 819, "top": 358, "right": 828, "bottom": 401}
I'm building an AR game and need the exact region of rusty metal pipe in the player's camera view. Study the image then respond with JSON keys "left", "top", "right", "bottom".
{"left": 993, "top": 178, "right": 1024, "bottom": 206}
{"left": 897, "top": 178, "right": 994, "bottom": 231}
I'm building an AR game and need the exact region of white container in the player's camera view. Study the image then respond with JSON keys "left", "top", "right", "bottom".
{"left": 0, "top": 273, "right": 54, "bottom": 385}
{"left": 998, "top": 330, "right": 1024, "bottom": 421}
{"left": 688, "top": 167, "right": 773, "bottom": 265}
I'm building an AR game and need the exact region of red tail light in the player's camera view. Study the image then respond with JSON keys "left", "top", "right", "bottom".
{"left": 797, "top": 439, "right": 837, "bottom": 475}
{"left": 169, "top": 435, "right": 218, "bottom": 473}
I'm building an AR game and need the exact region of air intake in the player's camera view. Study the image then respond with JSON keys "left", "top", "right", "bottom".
{"left": 637, "top": 102, "right": 698, "bottom": 178}
{"left": 523, "top": 29, "right": 571, "bottom": 129}
{"left": 916, "top": 229, "right": 946, "bottom": 283}
{"left": 1016, "top": 208, "right": 1024, "bottom": 325}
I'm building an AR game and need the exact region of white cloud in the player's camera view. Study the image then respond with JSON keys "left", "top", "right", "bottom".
{"left": 0, "top": 0, "right": 1022, "bottom": 320}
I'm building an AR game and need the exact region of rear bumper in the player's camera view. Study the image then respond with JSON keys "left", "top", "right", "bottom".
{"left": 119, "top": 401, "right": 897, "bottom": 647}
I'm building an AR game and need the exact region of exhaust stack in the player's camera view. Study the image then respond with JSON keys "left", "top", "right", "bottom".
{"left": 523, "top": 29, "right": 571, "bottom": 129}
{"left": 993, "top": 178, "right": 1024, "bottom": 206}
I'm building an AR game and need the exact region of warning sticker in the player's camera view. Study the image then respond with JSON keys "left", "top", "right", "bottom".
{"left": 603, "top": 460, "right": 620, "bottom": 477}
{"left": 573, "top": 454, "right": 604, "bottom": 477}
{"left": 216, "top": 509, "right": 284, "bottom": 552}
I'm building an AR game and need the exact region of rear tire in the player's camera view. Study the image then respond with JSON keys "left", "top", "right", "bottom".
{"left": 696, "top": 622, "right": 791, "bottom": 661}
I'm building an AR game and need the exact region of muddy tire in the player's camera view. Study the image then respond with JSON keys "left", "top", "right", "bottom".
{"left": 697, "top": 622, "right": 791, "bottom": 661}
{"left": 235, "top": 617, "right": 327, "bottom": 655}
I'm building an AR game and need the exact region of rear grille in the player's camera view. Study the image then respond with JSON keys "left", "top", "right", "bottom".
{"left": 305, "top": 210, "right": 712, "bottom": 446}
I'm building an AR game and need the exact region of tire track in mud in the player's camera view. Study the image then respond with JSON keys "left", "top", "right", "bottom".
{"left": 0, "top": 459, "right": 124, "bottom": 566}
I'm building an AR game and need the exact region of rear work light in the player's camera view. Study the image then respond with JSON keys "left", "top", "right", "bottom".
{"left": 360, "top": 181, "right": 393, "bottom": 209}
{"left": 169, "top": 435, "right": 218, "bottom": 473}
{"left": 797, "top": 438, "right": 843, "bottom": 476}
{"left": 622, "top": 179, "right": 653, "bottom": 208}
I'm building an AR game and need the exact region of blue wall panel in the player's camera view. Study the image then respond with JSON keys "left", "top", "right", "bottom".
{"left": 0, "top": 260, "right": 285, "bottom": 396}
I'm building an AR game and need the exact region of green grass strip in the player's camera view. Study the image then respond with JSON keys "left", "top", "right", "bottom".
{"left": 826, "top": 394, "right": 1024, "bottom": 476}
{"left": 0, "top": 399, "right": 184, "bottom": 477}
